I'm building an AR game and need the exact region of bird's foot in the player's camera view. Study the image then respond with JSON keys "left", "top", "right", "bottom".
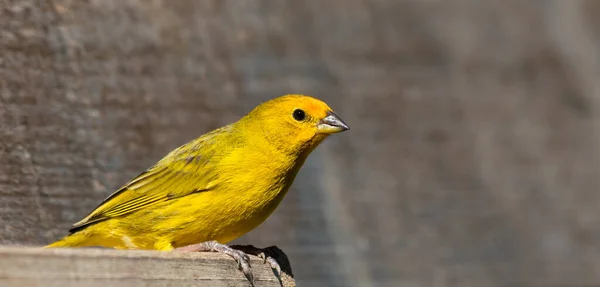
{"left": 175, "top": 241, "right": 254, "bottom": 285}
{"left": 230, "top": 245, "right": 282, "bottom": 279}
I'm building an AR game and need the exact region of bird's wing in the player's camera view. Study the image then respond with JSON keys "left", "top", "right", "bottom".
{"left": 70, "top": 126, "right": 238, "bottom": 232}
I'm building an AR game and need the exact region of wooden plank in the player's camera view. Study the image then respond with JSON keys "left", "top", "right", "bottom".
{"left": 0, "top": 245, "right": 295, "bottom": 287}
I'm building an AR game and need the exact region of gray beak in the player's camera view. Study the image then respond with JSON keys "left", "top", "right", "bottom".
{"left": 317, "top": 111, "right": 349, "bottom": 134}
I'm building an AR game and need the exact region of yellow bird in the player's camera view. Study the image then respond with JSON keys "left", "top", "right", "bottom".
{"left": 47, "top": 94, "right": 349, "bottom": 282}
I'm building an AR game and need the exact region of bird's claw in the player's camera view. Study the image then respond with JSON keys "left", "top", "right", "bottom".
{"left": 257, "top": 252, "right": 282, "bottom": 276}
{"left": 238, "top": 252, "right": 253, "bottom": 282}
{"left": 258, "top": 252, "right": 267, "bottom": 263}
{"left": 222, "top": 247, "right": 254, "bottom": 284}
{"left": 175, "top": 241, "right": 256, "bottom": 286}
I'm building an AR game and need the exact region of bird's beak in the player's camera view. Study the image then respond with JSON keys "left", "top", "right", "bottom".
{"left": 317, "top": 111, "right": 349, "bottom": 134}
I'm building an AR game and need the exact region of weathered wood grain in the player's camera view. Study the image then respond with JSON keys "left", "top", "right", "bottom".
{"left": 0, "top": 245, "right": 294, "bottom": 287}
{"left": 3, "top": 0, "right": 600, "bottom": 287}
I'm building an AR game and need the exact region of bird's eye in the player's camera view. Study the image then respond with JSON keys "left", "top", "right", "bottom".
{"left": 293, "top": 109, "right": 306, "bottom": 121}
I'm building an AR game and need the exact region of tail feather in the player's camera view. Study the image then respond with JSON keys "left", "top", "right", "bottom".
{"left": 45, "top": 232, "right": 90, "bottom": 248}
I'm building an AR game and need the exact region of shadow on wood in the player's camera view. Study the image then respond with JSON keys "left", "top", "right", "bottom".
{"left": 0, "top": 245, "right": 295, "bottom": 287}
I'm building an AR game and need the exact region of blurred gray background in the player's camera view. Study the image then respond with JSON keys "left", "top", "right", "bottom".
{"left": 2, "top": 0, "right": 600, "bottom": 286}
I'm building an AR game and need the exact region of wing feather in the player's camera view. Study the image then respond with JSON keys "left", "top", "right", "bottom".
{"left": 70, "top": 126, "right": 237, "bottom": 233}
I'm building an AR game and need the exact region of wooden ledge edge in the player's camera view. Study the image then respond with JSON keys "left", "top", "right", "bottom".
{"left": 0, "top": 245, "right": 295, "bottom": 287}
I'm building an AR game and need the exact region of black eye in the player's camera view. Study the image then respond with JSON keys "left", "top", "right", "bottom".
{"left": 293, "top": 109, "right": 306, "bottom": 121}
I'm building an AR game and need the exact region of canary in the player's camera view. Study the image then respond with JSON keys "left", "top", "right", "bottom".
{"left": 46, "top": 94, "right": 348, "bottom": 283}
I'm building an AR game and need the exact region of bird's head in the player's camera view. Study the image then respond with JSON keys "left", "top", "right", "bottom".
{"left": 240, "top": 94, "right": 349, "bottom": 156}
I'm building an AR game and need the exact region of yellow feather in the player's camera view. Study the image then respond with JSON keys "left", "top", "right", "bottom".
{"left": 46, "top": 94, "right": 348, "bottom": 251}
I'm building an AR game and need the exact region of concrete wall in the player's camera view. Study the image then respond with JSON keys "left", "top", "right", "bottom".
{"left": 2, "top": 1, "right": 600, "bottom": 286}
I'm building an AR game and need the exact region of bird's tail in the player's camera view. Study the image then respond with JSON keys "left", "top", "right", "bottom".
{"left": 45, "top": 231, "right": 90, "bottom": 248}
